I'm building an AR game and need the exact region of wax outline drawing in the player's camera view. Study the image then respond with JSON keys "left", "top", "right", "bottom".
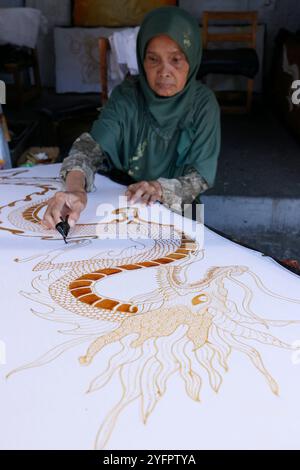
{"left": 7, "top": 213, "right": 300, "bottom": 449}
{"left": 2, "top": 169, "right": 300, "bottom": 449}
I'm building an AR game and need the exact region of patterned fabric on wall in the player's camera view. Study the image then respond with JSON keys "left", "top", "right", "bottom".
{"left": 73, "top": 0, "right": 176, "bottom": 27}
{"left": 55, "top": 26, "right": 124, "bottom": 93}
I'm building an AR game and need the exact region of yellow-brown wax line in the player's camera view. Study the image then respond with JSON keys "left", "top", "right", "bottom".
{"left": 69, "top": 236, "right": 198, "bottom": 314}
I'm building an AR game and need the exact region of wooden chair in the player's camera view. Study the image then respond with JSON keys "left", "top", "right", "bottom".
{"left": 198, "top": 11, "right": 259, "bottom": 113}
{"left": 98, "top": 37, "right": 110, "bottom": 105}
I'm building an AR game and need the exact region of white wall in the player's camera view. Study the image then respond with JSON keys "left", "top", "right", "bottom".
{"left": 0, "top": 0, "right": 23, "bottom": 6}
{"left": 25, "top": 0, "right": 71, "bottom": 87}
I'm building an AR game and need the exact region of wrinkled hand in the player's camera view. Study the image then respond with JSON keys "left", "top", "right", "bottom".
{"left": 125, "top": 180, "right": 162, "bottom": 205}
{"left": 42, "top": 190, "right": 87, "bottom": 230}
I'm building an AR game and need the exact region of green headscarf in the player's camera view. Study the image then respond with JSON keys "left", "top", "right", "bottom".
{"left": 91, "top": 6, "right": 220, "bottom": 187}
{"left": 136, "top": 6, "right": 202, "bottom": 130}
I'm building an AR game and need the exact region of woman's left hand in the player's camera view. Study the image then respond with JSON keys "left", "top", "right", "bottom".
{"left": 125, "top": 180, "right": 163, "bottom": 205}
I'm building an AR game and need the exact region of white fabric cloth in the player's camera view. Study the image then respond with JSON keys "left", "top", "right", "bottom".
{"left": 108, "top": 27, "right": 139, "bottom": 92}
{"left": 0, "top": 7, "right": 48, "bottom": 48}
{"left": 1, "top": 164, "right": 300, "bottom": 450}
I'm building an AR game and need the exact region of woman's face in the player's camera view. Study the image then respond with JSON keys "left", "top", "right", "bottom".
{"left": 143, "top": 35, "right": 190, "bottom": 97}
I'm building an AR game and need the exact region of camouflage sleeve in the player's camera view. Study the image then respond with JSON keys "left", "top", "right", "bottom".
{"left": 60, "top": 132, "right": 112, "bottom": 192}
{"left": 158, "top": 167, "right": 209, "bottom": 213}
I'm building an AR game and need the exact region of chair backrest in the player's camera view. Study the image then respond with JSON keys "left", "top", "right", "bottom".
{"left": 202, "top": 11, "right": 258, "bottom": 49}
{"left": 98, "top": 37, "right": 110, "bottom": 104}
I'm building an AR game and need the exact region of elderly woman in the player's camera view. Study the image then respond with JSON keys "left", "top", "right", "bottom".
{"left": 43, "top": 6, "right": 220, "bottom": 229}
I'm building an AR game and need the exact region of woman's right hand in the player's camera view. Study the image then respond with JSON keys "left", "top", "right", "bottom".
{"left": 42, "top": 190, "right": 87, "bottom": 230}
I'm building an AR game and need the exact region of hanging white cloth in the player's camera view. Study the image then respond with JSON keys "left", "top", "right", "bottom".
{"left": 108, "top": 27, "right": 139, "bottom": 94}
{"left": 0, "top": 7, "right": 48, "bottom": 48}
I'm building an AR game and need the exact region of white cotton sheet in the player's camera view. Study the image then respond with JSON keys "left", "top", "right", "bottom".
{"left": 108, "top": 27, "right": 139, "bottom": 91}
{"left": 0, "top": 164, "right": 300, "bottom": 450}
